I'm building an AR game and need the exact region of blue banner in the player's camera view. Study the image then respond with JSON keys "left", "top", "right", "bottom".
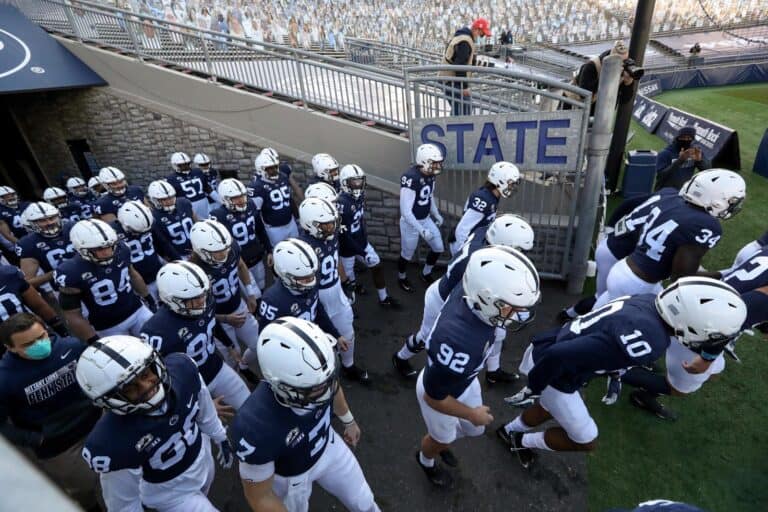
{"left": 632, "top": 95, "right": 668, "bottom": 134}
{"left": 637, "top": 79, "right": 662, "bottom": 97}
{"left": 0, "top": 5, "right": 106, "bottom": 94}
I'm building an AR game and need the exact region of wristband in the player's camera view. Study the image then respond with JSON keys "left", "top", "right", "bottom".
{"left": 337, "top": 411, "right": 355, "bottom": 425}
{"left": 246, "top": 283, "right": 259, "bottom": 297}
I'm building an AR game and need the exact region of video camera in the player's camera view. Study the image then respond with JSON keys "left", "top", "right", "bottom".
{"left": 623, "top": 58, "right": 645, "bottom": 80}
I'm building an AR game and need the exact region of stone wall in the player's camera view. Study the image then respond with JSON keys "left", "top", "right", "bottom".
{"left": 11, "top": 87, "right": 459, "bottom": 262}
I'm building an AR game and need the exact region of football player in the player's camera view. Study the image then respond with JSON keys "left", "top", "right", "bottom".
{"left": 88, "top": 176, "right": 106, "bottom": 197}
{"left": 189, "top": 219, "right": 261, "bottom": 377}
{"left": 77, "top": 335, "right": 233, "bottom": 511}
{"left": 147, "top": 179, "right": 199, "bottom": 259}
{"left": 210, "top": 178, "right": 269, "bottom": 290}
{"left": 304, "top": 181, "right": 338, "bottom": 205}
{"left": 721, "top": 228, "right": 768, "bottom": 275}
{"left": 92, "top": 167, "right": 144, "bottom": 223}
{"left": 620, "top": 279, "right": 748, "bottom": 420}
{"left": 54, "top": 219, "right": 156, "bottom": 341}
{"left": 65, "top": 177, "right": 97, "bottom": 219}
{"left": 592, "top": 169, "right": 745, "bottom": 310}
{"left": 393, "top": 214, "right": 534, "bottom": 383}
{"left": 0, "top": 265, "right": 68, "bottom": 338}
{"left": 249, "top": 149, "right": 300, "bottom": 246}
{"left": 114, "top": 200, "right": 182, "bottom": 299}
{"left": 192, "top": 153, "right": 220, "bottom": 207}
{"left": 259, "top": 238, "right": 348, "bottom": 346}
{"left": 415, "top": 246, "right": 540, "bottom": 487}
{"left": 166, "top": 151, "right": 211, "bottom": 219}
{"left": 43, "top": 186, "right": 82, "bottom": 223}
{"left": 0, "top": 185, "right": 28, "bottom": 243}
{"left": 397, "top": 143, "right": 445, "bottom": 291}
{"left": 229, "top": 317, "right": 380, "bottom": 512}
{"left": 337, "top": 164, "right": 400, "bottom": 308}
{"left": 449, "top": 161, "right": 520, "bottom": 255}
{"left": 500, "top": 278, "right": 745, "bottom": 467}
{"left": 16, "top": 202, "right": 75, "bottom": 290}
{"left": 141, "top": 261, "right": 250, "bottom": 409}
{"left": 299, "top": 198, "right": 368, "bottom": 383}
{"left": 311, "top": 152, "right": 341, "bottom": 190}
{"left": 559, "top": 186, "right": 680, "bottom": 322}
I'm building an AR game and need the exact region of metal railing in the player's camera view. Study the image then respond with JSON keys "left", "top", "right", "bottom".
{"left": 345, "top": 37, "right": 441, "bottom": 73}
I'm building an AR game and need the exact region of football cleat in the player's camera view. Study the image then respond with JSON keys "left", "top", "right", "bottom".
{"left": 398, "top": 277, "right": 415, "bottom": 293}
{"left": 496, "top": 426, "right": 536, "bottom": 469}
{"left": 378, "top": 296, "right": 402, "bottom": 310}
{"left": 419, "top": 271, "right": 437, "bottom": 284}
{"left": 439, "top": 449, "right": 459, "bottom": 468}
{"left": 629, "top": 390, "right": 677, "bottom": 421}
{"left": 415, "top": 452, "right": 453, "bottom": 488}
{"left": 392, "top": 353, "right": 418, "bottom": 378}
{"left": 504, "top": 386, "right": 539, "bottom": 407}
{"left": 341, "top": 364, "right": 371, "bottom": 385}
{"left": 485, "top": 369, "right": 520, "bottom": 386}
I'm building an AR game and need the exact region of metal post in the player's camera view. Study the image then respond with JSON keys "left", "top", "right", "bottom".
{"left": 293, "top": 51, "right": 309, "bottom": 110}
{"left": 567, "top": 55, "right": 624, "bottom": 294}
{"left": 200, "top": 31, "right": 215, "bottom": 80}
{"left": 604, "top": 0, "right": 656, "bottom": 191}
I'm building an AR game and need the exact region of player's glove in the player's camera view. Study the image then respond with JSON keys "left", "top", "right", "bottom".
{"left": 143, "top": 294, "right": 158, "bottom": 313}
{"left": 504, "top": 386, "right": 539, "bottom": 407}
{"left": 433, "top": 214, "right": 444, "bottom": 228}
{"left": 342, "top": 280, "right": 356, "bottom": 304}
{"left": 420, "top": 229, "right": 434, "bottom": 242}
{"left": 601, "top": 373, "right": 622, "bottom": 405}
{"left": 215, "top": 439, "right": 234, "bottom": 469}
{"left": 48, "top": 316, "right": 69, "bottom": 337}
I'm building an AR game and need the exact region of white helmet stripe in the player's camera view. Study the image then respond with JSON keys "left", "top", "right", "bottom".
{"left": 273, "top": 318, "right": 328, "bottom": 370}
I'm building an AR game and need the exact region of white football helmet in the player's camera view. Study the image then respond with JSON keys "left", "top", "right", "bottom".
{"left": 70, "top": 219, "right": 119, "bottom": 265}
{"left": 171, "top": 151, "right": 192, "bottom": 173}
{"left": 217, "top": 178, "right": 249, "bottom": 213}
{"left": 76, "top": 335, "right": 169, "bottom": 415}
{"left": 88, "top": 177, "right": 105, "bottom": 196}
{"left": 0, "top": 185, "right": 19, "bottom": 208}
{"left": 339, "top": 164, "right": 366, "bottom": 199}
{"left": 485, "top": 214, "right": 535, "bottom": 251}
{"left": 193, "top": 153, "right": 211, "bottom": 171}
{"left": 190, "top": 219, "right": 233, "bottom": 266}
{"left": 304, "top": 182, "right": 338, "bottom": 205}
{"left": 255, "top": 151, "right": 280, "bottom": 183}
{"left": 66, "top": 177, "right": 89, "bottom": 198}
{"left": 487, "top": 161, "right": 521, "bottom": 198}
{"left": 256, "top": 317, "right": 338, "bottom": 409}
{"left": 462, "top": 246, "right": 541, "bottom": 328}
{"left": 416, "top": 143, "right": 444, "bottom": 175}
{"left": 43, "top": 187, "right": 68, "bottom": 208}
{"left": 680, "top": 169, "right": 746, "bottom": 220}
{"left": 98, "top": 167, "right": 127, "bottom": 196}
{"left": 273, "top": 238, "right": 319, "bottom": 292}
{"left": 261, "top": 147, "right": 279, "bottom": 160}
{"left": 156, "top": 261, "right": 211, "bottom": 317}
{"left": 656, "top": 277, "right": 747, "bottom": 349}
{"left": 117, "top": 200, "right": 154, "bottom": 234}
{"left": 21, "top": 202, "right": 62, "bottom": 237}
{"left": 311, "top": 153, "right": 340, "bottom": 183}
{"left": 299, "top": 197, "right": 338, "bottom": 240}
{"left": 147, "top": 180, "right": 177, "bottom": 213}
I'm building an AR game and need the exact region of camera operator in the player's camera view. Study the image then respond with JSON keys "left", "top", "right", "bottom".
{"left": 572, "top": 40, "right": 642, "bottom": 115}
{"left": 655, "top": 125, "right": 711, "bottom": 190}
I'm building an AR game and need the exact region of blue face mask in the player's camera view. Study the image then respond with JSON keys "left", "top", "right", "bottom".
{"left": 25, "top": 338, "right": 52, "bottom": 360}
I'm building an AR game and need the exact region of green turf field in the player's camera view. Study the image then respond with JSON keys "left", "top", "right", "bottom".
{"left": 586, "top": 82, "right": 768, "bottom": 512}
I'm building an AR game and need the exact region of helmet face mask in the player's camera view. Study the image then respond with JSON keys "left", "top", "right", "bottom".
{"left": 0, "top": 189, "right": 19, "bottom": 209}
{"left": 22, "top": 202, "right": 62, "bottom": 238}
{"left": 157, "top": 261, "right": 211, "bottom": 317}
{"left": 720, "top": 196, "right": 744, "bottom": 220}
{"left": 273, "top": 238, "right": 319, "bottom": 293}
{"left": 107, "top": 179, "right": 127, "bottom": 197}
{"left": 148, "top": 180, "right": 177, "bottom": 213}
{"left": 226, "top": 193, "right": 248, "bottom": 212}
{"left": 34, "top": 215, "right": 63, "bottom": 237}
{"left": 299, "top": 198, "right": 339, "bottom": 241}
{"left": 340, "top": 165, "right": 367, "bottom": 199}
{"left": 171, "top": 152, "right": 192, "bottom": 174}
{"left": 218, "top": 178, "right": 249, "bottom": 212}
{"left": 273, "top": 368, "right": 339, "bottom": 410}
{"left": 96, "top": 353, "right": 169, "bottom": 415}
{"left": 71, "top": 219, "right": 119, "bottom": 265}
{"left": 191, "top": 220, "right": 233, "bottom": 267}
{"left": 415, "top": 143, "right": 444, "bottom": 176}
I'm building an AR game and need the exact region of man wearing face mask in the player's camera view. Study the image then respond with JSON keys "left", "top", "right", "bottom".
{"left": 655, "top": 126, "right": 711, "bottom": 191}
{"left": 0, "top": 313, "right": 102, "bottom": 511}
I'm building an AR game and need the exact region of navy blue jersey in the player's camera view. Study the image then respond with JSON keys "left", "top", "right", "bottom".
{"left": 16, "top": 222, "right": 75, "bottom": 273}
{"left": 337, "top": 192, "right": 368, "bottom": 258}
{"left": 194, "top": 242, "right": 242, "bottom": 315}
{"left": 423, "top": 286, "right": 496, "bottom": 400}
{"left": 68, "top": 192, "right": 97, "bottom": 219}
{"left": 111, "top": 223, "right": 169, "bottom": 286}
{"left": 229, "top": 382, "right": 333, "bottom": 477}
{"left": 166, "top": 169, "right": 208, "bottom": 203}
{"left": 742, "top": 289, "right": 768, "bottom": 330}
{"left": 299, "top": 231, "right": 339, "bottom": 290}
{"left": 400, "top": 166, "right": 436, "bottom": 220}
{"left": 198, "top": 168, "right": 219, "bottom": 198}
{"left": 54, "top": 244, "right": 142, "bottom": 330}
{"left": 528, "top": 294, "right": 671, "bottom": 394}
{"left": 247, "top": 173, "right": 294, "bottom": 227}
{"left": 0, "top": 336, "right": 99, "bottom": 457}
{"left": 607, "top": 188, "right": 678, "bottom": 259}
{"left": 722, "top": 246, "right": 768, "bottom": 293}
{"left": 0, "top": 202, "right": 28, "bottom": 239}
{"left": 437, "top": 226, "right": 488, "bottom": 300}
{"left": 152, "top": 197, "right": 195, "bottom": 257}
{"left": 0, "top": 264, "right": 29, "bottom": 321}
{"left": 461, "top": 186, "right": 498, "bottom": 231}
{"left": 140, "top": 304, "right": 223, "bottom": 384}
{"left": 93, "top": 186, "right": 144, "bottom": 218}
{"left": 82, "top": 354, "right": 204, "bottom": 483}
{"left": 209, "top": 202, "right": 266, "bottom": 267}
{"left": 258, "top": 280, "right": 340, "bottom": 338}
{"left": 58, "top": 201, "right": 83, "bottom": 223}
{"left": 628, "top": 195, "right": 721, "bottom": 282}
